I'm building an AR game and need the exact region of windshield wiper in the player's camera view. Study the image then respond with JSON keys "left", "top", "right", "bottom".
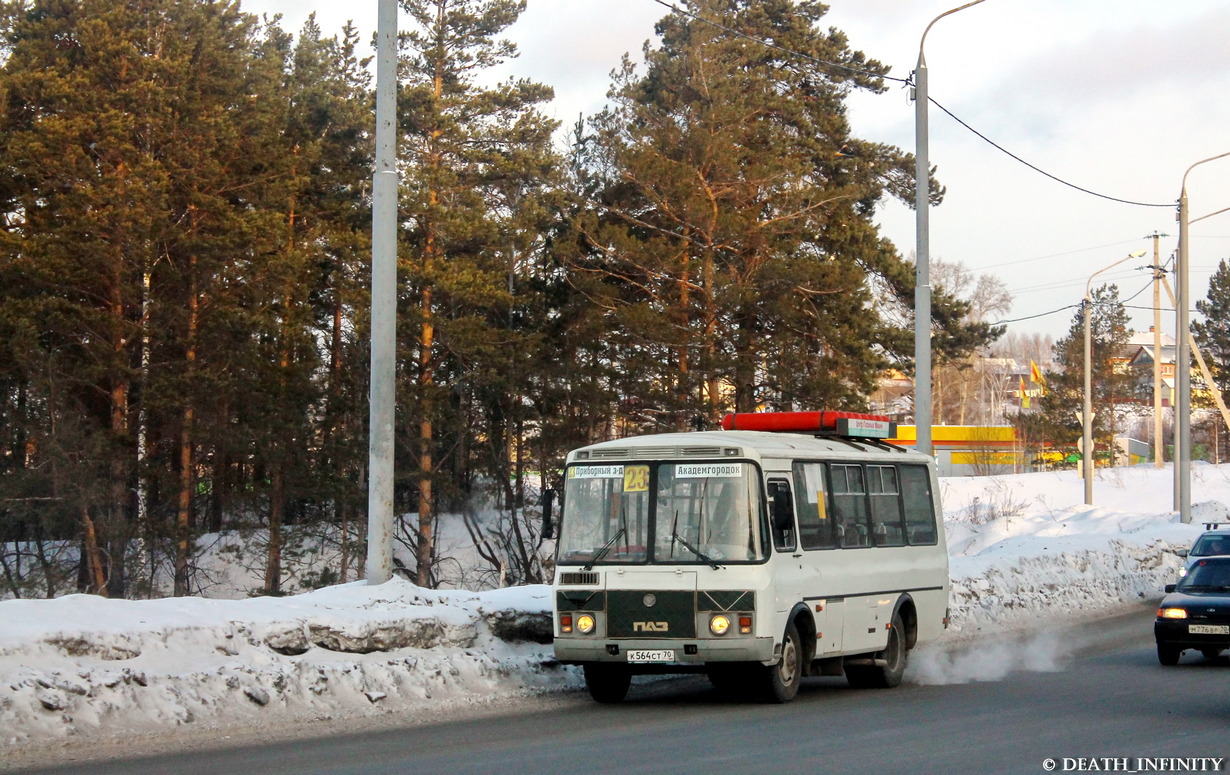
{"left": 584, "top": 527, "right": 626, "bottom": 571}
{"left": 672, "top": 529, "right": 721, "bottom": 570}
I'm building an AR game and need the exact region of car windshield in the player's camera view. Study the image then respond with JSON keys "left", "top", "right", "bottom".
{"left": 1178, "top": 559, "right": 1230, "bottom": 591}
{"left": 1190, "top": 534, "right": 1230, "bottom": 557}
{"left": 557, "top": 461, "right": 766, "bottom": 565}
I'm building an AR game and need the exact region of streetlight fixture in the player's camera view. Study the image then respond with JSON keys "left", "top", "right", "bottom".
{"left": 1082, "top": 250, "right": 1146, "bottom": 505}
{"left": 914, "top": 0, "right": 989, "bottom": 457}
{"left": 1175, "top": 151, "right": 1230, "bottom": 523}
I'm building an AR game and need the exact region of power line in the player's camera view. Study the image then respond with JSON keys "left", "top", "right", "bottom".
{"left": 643, "top": 1, "right": 1176, "bottom": 212}
{"left": 979, "top": 238, "right": 1149, "bottom": 271}
{"left": 1010, "top": 266, "right": 1150, "bottom": 296}
{"left": 989, "top": 304, "right": 1079, "bottom": 325}
{"left": 926, "top": 97, "right": 1173, "bottom": 209}
{"left": 1119, "top": 277, "right": 1154, "bottom": 306}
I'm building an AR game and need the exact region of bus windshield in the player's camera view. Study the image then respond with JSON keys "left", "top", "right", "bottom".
{"left": 557, "top": 462, "right": 766, "bottom": 565}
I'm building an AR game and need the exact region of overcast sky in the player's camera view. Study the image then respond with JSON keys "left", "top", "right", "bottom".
{"left": 240, "top": 0, "right": 1230, "bottom": 343}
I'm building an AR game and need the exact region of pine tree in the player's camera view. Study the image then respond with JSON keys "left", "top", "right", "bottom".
{"left": 1194, "top": 258, "right": 1230, "bottom": 457}
{"left": 1029, "top": 285, "right": 1132, "bottom": 461}
{"left": 0, "top": 0, "right": 331, "bottom": 596}
{"left": 567, "top": 0, "right": 996, "bottom": 433}
{"left": 398, "top": 0, "right": 558, "bottom": 586}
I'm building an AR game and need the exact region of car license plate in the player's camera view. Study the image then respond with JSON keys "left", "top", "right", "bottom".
{"left": 1189, "top": 624, "right": 1230, "bottom": 635}
{"left": 626, "top": 649, "right": 674, "bottom": 663}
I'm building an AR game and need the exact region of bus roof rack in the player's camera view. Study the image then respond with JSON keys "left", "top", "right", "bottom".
{"left": 720, "top": 411, "right": 897, "bottom": 441}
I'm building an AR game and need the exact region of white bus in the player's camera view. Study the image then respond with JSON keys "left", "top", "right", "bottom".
{"left": 550, "top": 411, "right": 949, "bottom": 703}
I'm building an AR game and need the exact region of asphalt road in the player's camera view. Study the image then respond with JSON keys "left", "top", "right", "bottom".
{"left": 18, "top": 606, "right": 1230, "bottom": 775}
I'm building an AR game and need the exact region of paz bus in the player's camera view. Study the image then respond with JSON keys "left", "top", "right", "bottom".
{"left": 549, "top": 410, "right": 949, "bottom": 703}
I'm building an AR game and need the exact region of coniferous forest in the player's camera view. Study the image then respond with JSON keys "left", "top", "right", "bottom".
{"left": 0, "top": 0, "right": 1000, "bottom": 598}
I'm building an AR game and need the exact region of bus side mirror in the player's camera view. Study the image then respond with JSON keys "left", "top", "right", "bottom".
{"left": 1176, "top": 549, "right": 1188, "bottom": 558}
{"left": 542, "top": 488, "right": 556, "bottom": 540}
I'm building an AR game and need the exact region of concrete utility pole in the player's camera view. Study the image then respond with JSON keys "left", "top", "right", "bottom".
{"left": 1175, "top": 151, "right": 1230, "bottom": 523}
{"left": 367, "top": 0, "right": 398, "bottom": 584}
{"left": 1148, "top": 232, "right": 1166, "bottom": 470}
{"left": 913, "top": 0, "right": 988, "bottom": 457}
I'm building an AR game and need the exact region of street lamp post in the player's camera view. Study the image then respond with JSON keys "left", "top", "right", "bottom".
{"left": 367, "top": 0, "right": 398, "bottom": 583}
{"left": 1083, "top": 250, "right": 1146, "bottom": 505}
{"left": 914, "top": 0, "right": 988, "bottom": 458}
{"left": 1176, "top": 151, "right": 1230, "bottom": 523}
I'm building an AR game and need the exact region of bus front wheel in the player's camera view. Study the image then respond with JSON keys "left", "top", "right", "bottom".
{"left": 762, "top": 621, "right": 802, "bottom": 703}
{"left": 583, "top": 663, "right": 631, "bottom": 703}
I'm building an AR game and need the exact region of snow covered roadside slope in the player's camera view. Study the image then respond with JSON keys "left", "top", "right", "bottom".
{"left": 940, "top": 464, "right": 1223, "bottom": 636}
{"left": 0, "top": 581, "right": 580, "bottom": 748}
{"left": 1, "top": 463, "right": 1225, "bottom": 751}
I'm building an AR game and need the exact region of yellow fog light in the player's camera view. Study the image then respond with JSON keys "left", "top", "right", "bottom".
{"left": 1159, "top": 607, "right": 1188, "bottom": 619}
{"left": 710, "top": 614, "right": 731, "bottom": 636}
{"left": 577, "top": 614, "right": 596, "bottom": 634}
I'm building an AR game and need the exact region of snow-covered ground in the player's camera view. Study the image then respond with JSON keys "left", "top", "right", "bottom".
{"left": 2, "top": 463, "right": 1223, "bottom": 762}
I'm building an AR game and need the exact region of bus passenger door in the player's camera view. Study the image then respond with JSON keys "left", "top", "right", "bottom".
{"left": 767, "top": 478, "right": 805, "bottom": 620}
{"left": 792, "top": 462, "right": 843, "bottom": 656}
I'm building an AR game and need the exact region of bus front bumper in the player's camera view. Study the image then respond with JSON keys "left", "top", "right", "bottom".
{"left": 554, "top": 636, "right": 776, "bottom": 666}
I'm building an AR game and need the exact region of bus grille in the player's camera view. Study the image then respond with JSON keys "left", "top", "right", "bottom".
{"left": 606, "top": 590, "right": 696, "bottom": 639}
{"left": 559, "top": 572, "right": 600, "bottom": 586}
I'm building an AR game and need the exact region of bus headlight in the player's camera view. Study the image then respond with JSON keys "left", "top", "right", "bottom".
{"left": 577, "top": 614, "right": 596, "bottom": 634}
{"left": 710, "top": 614, "right": 731, "bottom": 636}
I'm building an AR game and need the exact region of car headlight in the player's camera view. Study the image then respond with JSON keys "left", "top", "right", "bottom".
{"left": 1179, "top": 567, "right": 1188, "bottom": 577}
{"left": 710, "top": 614, "right": 731, "bottom": 636}
{"left": 577, "top": 614, "right": 596, "bottom": 634}
{"left": 1159, "top": 607, "right": 1188, "bottom": 620}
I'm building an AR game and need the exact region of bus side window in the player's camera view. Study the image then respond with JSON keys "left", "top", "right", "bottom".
{"left": 900, "top": 465, "right": 938, "bottom": 545}
{"left": 767, "top": 479, "right": 795, "bottom": 553}
{"left": 868, "top": 465, "right": 905, "bottom": 547}
{"left": 792, "top": 462, "right": 834, "bottom": 549}
{"left": 831, "top": 464, "right": 869, "bottom": 548}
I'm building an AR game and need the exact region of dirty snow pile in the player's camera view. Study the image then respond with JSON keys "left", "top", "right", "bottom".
{"left": 2, "top": 463, "right": 1226, "bottom": 750}
{"left": 0, "top": 582, "right": 579, "bottom": 749}
{"left": 938, "top": 463, "right": 1221, "bottom": 636}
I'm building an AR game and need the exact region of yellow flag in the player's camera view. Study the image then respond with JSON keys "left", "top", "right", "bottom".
{"left": 1020, "top": 376, "right": 1031, "bottom": 409}
{"left": 1030, "top": 359, "right": 1044, "bottom": 385}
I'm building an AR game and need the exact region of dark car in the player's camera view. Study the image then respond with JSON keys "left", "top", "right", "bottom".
{"left": 1155, "top": 556, "right": 1230, "bottom": 665}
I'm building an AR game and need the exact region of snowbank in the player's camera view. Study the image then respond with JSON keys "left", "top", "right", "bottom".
{"left": 0, "top": 580, "right": 579, "bottom": 748}
{"left": 939, "top": 464, "right": 1209, "bottom": 635}
{"left": 2, "top": 464, "right": 1224, "bottom": 751}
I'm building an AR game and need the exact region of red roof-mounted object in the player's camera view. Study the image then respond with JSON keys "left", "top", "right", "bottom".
{"left": 720, "top": 411, "right": 897, "bottom": 440}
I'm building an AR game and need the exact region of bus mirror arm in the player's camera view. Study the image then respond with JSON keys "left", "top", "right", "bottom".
{"left": 541, "top": 488, "right": 556, "bottom": 540}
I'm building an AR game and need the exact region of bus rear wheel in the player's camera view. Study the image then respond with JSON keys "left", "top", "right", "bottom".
{"left": 846, "top": 612, "right": 908, "bottom": 689}
{"left": 583, "top": 663, "right": 631, "bottom": 703}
